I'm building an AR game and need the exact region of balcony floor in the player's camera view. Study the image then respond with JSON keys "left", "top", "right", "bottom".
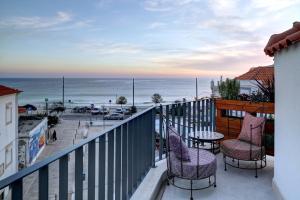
{"left": 161, "top": 154, "right": 275, "bottom": 200}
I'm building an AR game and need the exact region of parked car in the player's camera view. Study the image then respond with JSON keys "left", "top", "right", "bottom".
{"left": 91, "top": 108, "right": 100, "bottom": 115}
{"left": 104, "top": 113, "right": 124, "bottom": 120}
{"left": 99, "top": 107, "right": 109, "bottom": 115}
{"left": 115, "top": 108, "right": 131, "bottom": 115}
{"left": 115, "top": 108, "right": 123, "bottom": 114}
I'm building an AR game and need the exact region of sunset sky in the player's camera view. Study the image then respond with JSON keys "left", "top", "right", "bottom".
{"left": 0, "top": 0, "right": 300, "bottom": 78}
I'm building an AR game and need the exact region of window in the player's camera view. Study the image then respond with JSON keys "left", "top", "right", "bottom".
{"left": 0, "top": 163, "right": 4, "bottom": 176}
{"left": 5, "top": 144, "right": 12, "bottom": 168}
{"left": 5, "top": 103, "right": 12, "bottom": 125}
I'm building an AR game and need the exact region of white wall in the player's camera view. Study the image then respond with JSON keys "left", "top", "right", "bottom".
{"left": 0, "top": 93, "right": 18, "bottom": 199}
{"left": 239, "top": 80, "right": 259, "bottom": 95}
{"left": 273, "top": 41, "right": 300, "bottom": 200}
{"left": 0, "top": 94, "right": 18, "bottom": 180}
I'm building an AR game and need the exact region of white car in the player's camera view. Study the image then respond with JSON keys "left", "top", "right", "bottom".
{"left": 91, "top": 108, "right": 100, "bottom": 115}
{"left": 104, "top": 113, "right": 124, "bottom": 120}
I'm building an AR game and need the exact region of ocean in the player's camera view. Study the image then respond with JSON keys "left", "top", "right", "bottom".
{"left": 0, "top": 78, "right": 212, "bottom": 107}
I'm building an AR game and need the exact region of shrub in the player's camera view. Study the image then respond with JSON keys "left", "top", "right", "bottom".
{"left": 218, "top": 78, "right": 240, "bottom": 100}
{"left": 152, "top": 93, "right": 163, "bottom": 104}
{"left": 116, "top": 96, "right": 127, "bottom": 107}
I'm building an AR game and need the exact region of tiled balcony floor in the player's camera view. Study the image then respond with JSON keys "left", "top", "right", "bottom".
{"left": 162, "top": 154, "right": 275, "bottom": 200}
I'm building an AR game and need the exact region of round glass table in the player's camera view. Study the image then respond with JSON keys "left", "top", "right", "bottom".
{"left": 189, "top": 131, "right": 224, "bottom": 154}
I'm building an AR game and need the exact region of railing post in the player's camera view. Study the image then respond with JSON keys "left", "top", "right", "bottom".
{"left": 115, "top": 127, "right": 122, "bottom": 200}
{"left": 201, "top": 99, "right": 205, "bottom": 131}
{"left": 193, "top": 101, "right": 196, "bottom": 137}
{"left": 98, "top": 135, "right": 105, "bottom": 200}
{"left": 212, "top": 98, "right": 216, "bottom": 131}
{"left": 177, "top": 103, "right": 181, "bottom": 134}
{"left": 187, "top": 102, "right": 191, "bottom": 147}
{"left": 59, "top": 155, "right": 68, "bottom": 200}
{"left": 88, "top": 140, "right": 96, "bottom": 200}
{"left": 182, "top": 103, "right": 186, "bottom": 142}
{"left": 132, "top": 118, "right": 138, "bottom": 188}
{"left": 75, "top": 146, "right": 83, "bottom": 200}
{"left": 127, "top": 120, "right": 133, "bottom": 197}
{"left": 206, "top": 99, "right": 209, "bottom": 131}
{"left": 11, "top": 179, "right": 23, "bottom": 200}
{"left": 197, "top": 100, "right": 201, "bottom": 131}
{"left": 122, "top": 123, "right": 128, "bottom": 200}
{"left": 171, "top": 104, "right": 175, "bottom": 126}
{"left": 159, "top": 105, "right": 163, "bottom": 160}
{"left": 107, "top": 130, "right": 115, "bottom": 200}
{"left": 151, "top": 108, "right": 156, "bottom": 168}
{"left": 39, "top": 165, "right": 48, "bottom": 200}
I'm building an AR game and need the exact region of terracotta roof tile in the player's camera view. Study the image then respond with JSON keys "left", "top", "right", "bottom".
{"left": 0, "top": 85, "right": 22, "bottom": 96}
{"left": 236, "top": 65, "right": 274, "bottom": 83}
{"left": 264, "top": 21, "right": 300, "bottom": 56}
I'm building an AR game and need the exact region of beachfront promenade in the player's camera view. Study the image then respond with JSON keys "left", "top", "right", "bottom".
{"left": 22, "top": 118, "right": 115, "bottom": 199}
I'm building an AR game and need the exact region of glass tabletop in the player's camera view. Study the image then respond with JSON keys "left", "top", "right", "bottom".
{"left": 190, "top": 131, "right": 224, "bottom": 141}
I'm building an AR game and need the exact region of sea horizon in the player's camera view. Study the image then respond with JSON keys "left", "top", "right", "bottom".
{"left": 0, "top": 77, "right": 213, "bottom": 107}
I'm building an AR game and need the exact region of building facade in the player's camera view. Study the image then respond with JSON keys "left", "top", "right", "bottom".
{"left": 0, "top": 85, "right": 21, "bottom": 199}
{"left": 236, "top": 65, "right": 274, "bottom": 95}
{"left": 264, "top": 21, "right": 300, "bottom": 200}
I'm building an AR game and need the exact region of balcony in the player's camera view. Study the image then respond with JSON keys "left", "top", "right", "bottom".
{"left": 0, "top": 98, "right": 275, "bottom": 200}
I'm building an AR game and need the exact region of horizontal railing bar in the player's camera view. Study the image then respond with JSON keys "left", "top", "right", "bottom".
{"left": 0, "top": 106, "right": 154, "bottom": 190}
{"left": 156, "top": 97, "right": 212, "bottom": 107}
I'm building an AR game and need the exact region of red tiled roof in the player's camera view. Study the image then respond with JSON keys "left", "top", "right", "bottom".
{"left": 236, "top": 65, "right": 274, "bottom": 83}
{"left": 264, "top": 21, "right": 300, "bottom": 56}
{"left": 0, "top": 85, "right": 22, "bottom": 96}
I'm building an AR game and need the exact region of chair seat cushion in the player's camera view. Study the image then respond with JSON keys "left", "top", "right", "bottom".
{"left": 169, "top": 148, "right": 217, "bottom": 179}
{"left": 221, "top": 139, "right": 265, "bottom": 161}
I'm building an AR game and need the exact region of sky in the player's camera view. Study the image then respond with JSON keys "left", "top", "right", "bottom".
{"left": 0, "top": 0, "right": 300, "bottom": 78}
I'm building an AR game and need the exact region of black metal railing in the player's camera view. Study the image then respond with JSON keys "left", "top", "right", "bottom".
{"left": 0, "top": 106, "right": 155, "bottom": 200}
{"left": 0, "top": 98, "right": 215, "bottom": 200}
{"left": 156, "top": 98, "right": 215, "bottom": 160}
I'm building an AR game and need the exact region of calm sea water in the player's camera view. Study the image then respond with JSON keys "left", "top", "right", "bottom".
{"left": 0, "top": 78, "right": 212, "bottom": 107}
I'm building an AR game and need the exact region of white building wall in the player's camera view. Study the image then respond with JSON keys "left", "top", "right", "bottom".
{"left": 239, "top": 80, "right": 259, "bottom": 95}
{"left": 0, "top": 94, "right": 18, "bottom": 180}
{"left": 0, "top": 93, "right": 18, "bottom": 199}
{"left": 273, "top": 42, "right": 300, "bottom": 200}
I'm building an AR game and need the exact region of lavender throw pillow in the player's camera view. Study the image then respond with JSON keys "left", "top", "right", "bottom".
{"left": 168, "top": 127, "right": 190, "bottom": 161}
{"left": 238, "top": 113, "right": 265, "bottom": 146}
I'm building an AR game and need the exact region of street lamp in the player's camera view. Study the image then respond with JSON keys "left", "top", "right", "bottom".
{"left": 45, "top": 98, "right": 48, "bottom": 116}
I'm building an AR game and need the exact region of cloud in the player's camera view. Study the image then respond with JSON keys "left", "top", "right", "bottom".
{"left": 147, "top": 22, "right": 166, "bottom": 29}
{"left": 143, "top": 0, "right": 197, "bottom": 11}
{"left": 0, "top": 11, "right": 73, "bottom": 30}
{"left": 250, "top": 0, "right": 300, "bottom": 13}
{"left": 147, "top": 39, "right": 272, "bottom": 76}
{"left": 208, "top": 0, "right": 240, "bottom": 17}
{"left": 79, "top": 41, "right": 142, "bottom": 55}
{"left": 0, "top": 11, "right": 95, "bottom": 33}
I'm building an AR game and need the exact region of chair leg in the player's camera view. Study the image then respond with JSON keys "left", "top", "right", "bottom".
{"left": 224, "top": 155, "right": 227, "bottom": 171}
{"left": 214, "top": 174, "right": 217, "bottom": 187}
{"left": 190, "top": 180, "right": 193, "bottom": 200}
{"left": 255, "top": 161, "right": 258, "bottom": 178}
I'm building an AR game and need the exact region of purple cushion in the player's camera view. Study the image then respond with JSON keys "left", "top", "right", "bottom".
{"left": 169, "top": 148, "right": 216, "bottom": 179}
{"left": 221, "top": 139, "right": 265, "bottom": 160}
{"left": 168, "top": 127, "right": 190, "bottom": 161}
{"left": 238, "top": 113, "right": 265, "bottom": 146}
